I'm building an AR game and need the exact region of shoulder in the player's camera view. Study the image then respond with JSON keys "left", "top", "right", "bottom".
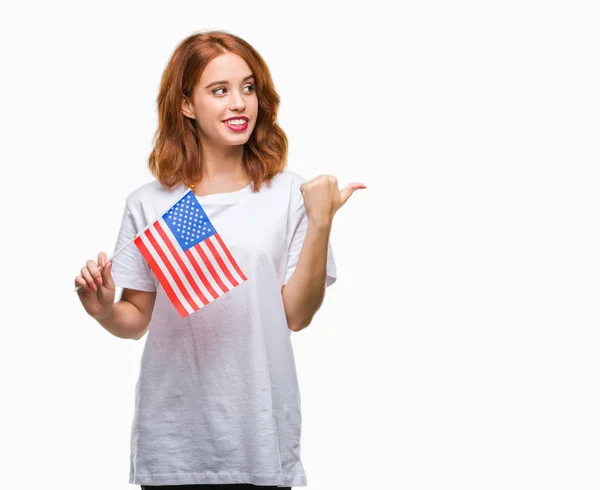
{"left": 122, "top": 179, "right": 186, "bottom": 223}
{"left": 274, "top": 169, "right": 308, "bottom": 186}
{"left": 124, "top": 179, "right": 185, "bottom": 210}
{"left": 267, "top": 170, "right": 308, "bottom": 200}
{"left": 125, "top": 180, "right": 174, "bottom": 205}
{"left": 268, "top": 169, "right": 310, "bottom": 217}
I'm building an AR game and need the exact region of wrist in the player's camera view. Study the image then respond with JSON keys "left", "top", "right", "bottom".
{"left": 307, "top": 215, "right": 333, "bottom": 231}
{"left": 93, "top": 304, "right": 115, "bottom": 323}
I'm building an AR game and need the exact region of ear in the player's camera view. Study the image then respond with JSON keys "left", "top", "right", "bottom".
{"left": 181, "top": 95, "right": 196, "bottom": 120}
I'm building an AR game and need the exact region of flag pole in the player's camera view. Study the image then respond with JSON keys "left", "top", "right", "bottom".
{"left": 73, "top": 185, "right": 196, "bottom": 293}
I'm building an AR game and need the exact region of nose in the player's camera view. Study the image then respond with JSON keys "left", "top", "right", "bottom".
{"left": 229, "top": 89, "right": 246, "bottom": 111}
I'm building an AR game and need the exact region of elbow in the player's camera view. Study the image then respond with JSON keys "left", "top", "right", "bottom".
{"left": 288, "top": 315, "right": 314, "bottom": 332}
{"left": 130, "top": 325, "right": 149, "bottom": 340}
{"left": 283, "top": 291, "right": 324, "bottom": 333}
{"left": 285, "top": 301, "right": 325, "bottom": 332}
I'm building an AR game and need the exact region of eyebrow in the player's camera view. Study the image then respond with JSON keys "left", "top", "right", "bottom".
{"left": 205, "top": 74, "right": 255, "bottom": 89}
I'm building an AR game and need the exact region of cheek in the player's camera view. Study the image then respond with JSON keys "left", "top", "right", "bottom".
{"left": 196, "top": 104, "right": 224, "bottom": 128}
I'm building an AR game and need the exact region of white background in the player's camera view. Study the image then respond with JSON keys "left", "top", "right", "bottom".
{"left": 1, "top": 1, "right": 599, "bottom": 489}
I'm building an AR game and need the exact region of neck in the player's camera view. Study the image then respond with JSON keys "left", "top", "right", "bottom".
{"left": 198, "top": 143, "right": 248, "bottom": 184}
{"left": 190, "top": 143, "right": 251, "bottom": 195}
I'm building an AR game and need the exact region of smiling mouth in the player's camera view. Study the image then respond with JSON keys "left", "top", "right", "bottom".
{"left": 224, "top": 120, "right": 249, "bottom": 132}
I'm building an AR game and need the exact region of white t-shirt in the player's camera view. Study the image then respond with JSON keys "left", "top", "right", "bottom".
{"left": 110, "top": 170, "right": 337, "bottom": 487}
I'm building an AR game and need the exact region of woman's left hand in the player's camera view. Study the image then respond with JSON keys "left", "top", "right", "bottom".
{"left": 300, "top": 174, "right": 366, "bottom": 227}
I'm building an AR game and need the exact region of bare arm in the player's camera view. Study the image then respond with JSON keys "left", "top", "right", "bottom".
{"left": 95, "top": 289, "right": 156, "bottom": 340}
{"left": 281, "top": 175, "right": 365, "bottom": 332}
{"left": 281, "top": 221, "right": 330, "bottom": 332}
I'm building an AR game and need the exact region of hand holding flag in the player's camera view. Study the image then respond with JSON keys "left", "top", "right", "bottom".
{"left": 74, "top": 254, "right": 116, "bottom": 320}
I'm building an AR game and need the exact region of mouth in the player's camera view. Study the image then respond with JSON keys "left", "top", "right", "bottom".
{"left": 223, "top": 118, "right": 249, "bottom": 132}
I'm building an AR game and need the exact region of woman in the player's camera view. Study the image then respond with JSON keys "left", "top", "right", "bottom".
{"left": 74, "top": 30, "right": 365, "bottom": 489}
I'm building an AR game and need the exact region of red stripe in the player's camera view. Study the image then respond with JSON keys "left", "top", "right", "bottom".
{"left": 135, "top": 235, "right": 188, "bottom": 318}
{"left": 145, "top": 225, "right": 199, "bottom": 311}
{"left": 206, "top": 236, "right": 239, "bottom": 287}
{"left": 154, "top": 222, "right": 209, "bottom": 306}
{"left": 184, "top": 247, "right": 220, "bottom": 300}
{"left": 195, "top": 242, "right": 230, "bottom": 294}
{"left": 213, "top": 232, "right": 247, "bottom": 281}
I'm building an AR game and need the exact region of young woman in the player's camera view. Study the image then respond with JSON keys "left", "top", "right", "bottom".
{"left": 74, "top": 30, "right": 365, "bottom": 489}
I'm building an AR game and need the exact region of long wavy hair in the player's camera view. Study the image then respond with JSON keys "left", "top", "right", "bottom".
{"left": 148, "top": 30, "right": 288, "bottom": 192}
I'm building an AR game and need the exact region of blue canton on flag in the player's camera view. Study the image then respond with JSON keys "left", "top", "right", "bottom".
{"left": 164, "top": 192, "right": 217, "bottom": 249}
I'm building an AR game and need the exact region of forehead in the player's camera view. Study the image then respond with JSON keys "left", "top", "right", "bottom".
{"left": 199, "top": 53, "right": 253, "bottom": 84}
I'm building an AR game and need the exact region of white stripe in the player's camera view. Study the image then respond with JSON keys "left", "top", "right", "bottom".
{"left": 189, "top": 237, "right": 235, "bottom": 292}
{"left": 152, "top": 219, "right": 206, "bottom": 308}
{"left": 181, "top": 243, "right": 224, "bottom": 301}
{"left": 139, "top": 230, "right": 193, "bottom": 315}
{"left": 211, "top": 234, "right": 246, "bottom": 285}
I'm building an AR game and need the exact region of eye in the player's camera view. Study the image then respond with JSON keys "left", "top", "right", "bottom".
{"left": 212, "top": 84, "right": 256, "bottom": 96}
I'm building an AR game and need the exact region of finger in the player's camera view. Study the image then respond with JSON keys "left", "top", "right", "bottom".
{"left": 339, "top": 182, "right": 367, "bottom": 206}
{"left": 80, "top": 266, "right": 97, "bottom": 291}
{"left": 101, "top": 261, "right": 115, "bottom": 290}
{"left": 97, "top": 251, "right": 108, "bottom": 267}
{"left": 75, "top": 275, "right": 91, "bottom": 292}
{"left": 86, "top": 259, "right": 104, "bottom": 288}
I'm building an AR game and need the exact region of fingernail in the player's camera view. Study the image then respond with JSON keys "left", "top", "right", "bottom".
{"left": 96, "top": 277, "right": 103, "bottom": 285}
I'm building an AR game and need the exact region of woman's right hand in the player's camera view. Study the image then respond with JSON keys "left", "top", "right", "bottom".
{"left": 75, "top": 252, "right": 116, "bottom": 320}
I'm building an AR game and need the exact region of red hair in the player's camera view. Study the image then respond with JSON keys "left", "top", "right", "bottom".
{"left": 148, "top": 30, "right": 288, "bottom": 192}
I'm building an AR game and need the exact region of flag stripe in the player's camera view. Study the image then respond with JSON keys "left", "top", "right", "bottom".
{"left": 134, "top": 235, "right": 190, "bottom": 318}
{"left": 154, "top": 220, "right": 210, "bottom": 307}
{"left": 210, "top": 233, "right": 247, "bottom": 285}
{"left": 214, "top": 232, "right": 248, "bottom": 281}
{"left": 183, "top": 247, "right": 220, "bottom": 300}
{"left": 206, "top": 237, "right": 239, "bottom": 288}
{"left": 146, "top": 225, "right": 200, "bottom": 311}
{"left": 191, "top": 240, "right": 231, "bottom": 294}
{"left": 139, "top": 229, "right": 194, "bottom": 315}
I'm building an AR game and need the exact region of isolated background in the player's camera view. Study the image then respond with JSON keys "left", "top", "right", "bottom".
{"left": 1, "top": 1, "right": 599, "bottom": 489}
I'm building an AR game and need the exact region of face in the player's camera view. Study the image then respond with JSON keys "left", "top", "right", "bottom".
{"left": 182, "top": 52, "right": 258, "bottom": 148}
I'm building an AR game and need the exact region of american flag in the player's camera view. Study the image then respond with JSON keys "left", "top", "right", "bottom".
{"left": 134, "top": 190, "right": 248, "bottom": 317}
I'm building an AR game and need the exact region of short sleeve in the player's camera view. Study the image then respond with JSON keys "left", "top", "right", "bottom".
{"left": 110, "top": 200, "right": 157, "bottom": 292}
{"left": 282, "top": 183, "right": 337, "bottom": 288}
